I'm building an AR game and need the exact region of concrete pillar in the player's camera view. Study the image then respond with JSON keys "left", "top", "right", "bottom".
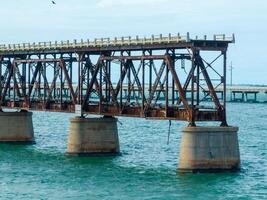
{"left": 177, "top": 126, "right": 240, "bottom": 173}
{"left": 67, "top": 116, "right": 120, "bottom": 155}
{"left": 0, "top": 111, "right": 34, "bottom": 143}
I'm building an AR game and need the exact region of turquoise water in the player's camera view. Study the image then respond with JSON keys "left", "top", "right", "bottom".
{"left": 0, "top": 103, "right": 266, "bottom": 199}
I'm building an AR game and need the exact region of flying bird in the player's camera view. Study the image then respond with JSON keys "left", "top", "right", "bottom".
{"left": 52, "top": 1, "right": 56, "bottom": 4}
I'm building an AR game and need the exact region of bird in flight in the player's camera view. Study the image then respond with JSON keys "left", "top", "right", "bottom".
{"left": 52, "top": 1, "right": 56, "bottom": 4}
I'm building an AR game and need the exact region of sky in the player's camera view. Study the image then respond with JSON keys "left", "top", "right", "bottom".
{"left": 0, "top": 0, "right": 266, "bottom": 84}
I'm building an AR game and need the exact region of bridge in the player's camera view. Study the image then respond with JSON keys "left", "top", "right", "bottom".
{"left": 0, "top": 33, "right": 240, "bottom": 173}
{"left": 0, "top": 33, "right": 233, "bottom": 125}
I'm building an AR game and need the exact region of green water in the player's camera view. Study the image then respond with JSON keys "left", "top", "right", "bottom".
{"left": 0, "top": 103, "right": 266, "bottom": 199}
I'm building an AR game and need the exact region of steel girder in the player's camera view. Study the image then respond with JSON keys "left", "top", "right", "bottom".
{"left": 0, "top": 48, "right": 228, "bottom": 125}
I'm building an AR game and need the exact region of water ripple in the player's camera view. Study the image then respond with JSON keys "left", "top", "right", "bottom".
{"left": 0, "top": 103, "right": 266, "bottom": 199}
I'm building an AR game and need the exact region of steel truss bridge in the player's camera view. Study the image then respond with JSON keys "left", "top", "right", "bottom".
{"left": 0, "top": 33, "right": 234, "bottom": 126}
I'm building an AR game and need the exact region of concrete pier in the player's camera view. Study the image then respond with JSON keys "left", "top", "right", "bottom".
{"left": 177, "top": 126, "right": 240, "bottom": 173}
{"left": 67, "top": 116, "right": 120, "bottom": 155}
{"left": 0, "top": 111, "right": 34, "bottom": 143}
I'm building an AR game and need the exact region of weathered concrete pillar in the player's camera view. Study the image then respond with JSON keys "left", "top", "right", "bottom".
{"left": 0, "top": 111, "right": 34, "bottom": 143}
{"left": 67, "top": 116, "right": 120, "bottom": 155}
{"left": 177, "top": 126, "right": 240, "bottom": 173}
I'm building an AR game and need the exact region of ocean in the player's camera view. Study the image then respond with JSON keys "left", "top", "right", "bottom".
{"left": 0, "top": 102, "right": 266, "bottom": 199}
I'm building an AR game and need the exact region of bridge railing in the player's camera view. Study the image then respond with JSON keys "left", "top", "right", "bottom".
{"left": 0, "top": 33, "right": 235, "bottom": 52}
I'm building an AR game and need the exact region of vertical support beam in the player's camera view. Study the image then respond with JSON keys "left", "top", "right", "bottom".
{"left": 80, "top": 58, "right": 84, "bottom": 104}
{"left": 8, "top": 59, "right": 11, "bottom": 99}
{"left": 127, "top": 59, "right": 131, "bottom": 104}
{"left": 59, "top": 59, "right": 77, "bottom": 105}
{"left": 53, "top": 54, "right": 57, "bottom": 99}
{"left": 254, "top": 93, "right": 257, "bottom": 102}
{"left": 171, "top": 50, "right": 175, "bottom": 105}
{"left": 165, "top": 58, "right": 169, "bottom": 117}
{"left": 22, "top": 61, "right": 27, "bottom": 98}
{"left": 165, "top": 55, "right": 189, "bottom": 111}
{"left": 12, "top": 62, "right": 16, "bottom": 104}
{"left": 196, "top": 53, "right": 221, "bottom": 109}
{"left": 78, "top": 55, "right": 81, "bottom": 104}
{"left": 86, "top": 55, "right": 90, "bottom": 102}
{"left": 13, "top": 61, "right": 27, "bottom": 103}
{"left": 105, "top": 60, "right": 108, "bottom": 101}
{"left": 28, "top": 61, "right": 31, "bottom": 104}
{"left": 42, "top": 54, "right": 48, "bottom": 102}
{"left": 70, "top": 54, "right": 73, "bottom": 84}
{"left": 221, "top": 50, "right": 228, "bottom": 126}
{"left": 107, "top": 59, "right": 111, "bottom": 102}
{"left": 142, "top": 57, "right": 145, "bottom": 115}
{"left": 38, "top": 54, "right": 41, "bottom": 98}
{"left": 60, "top": 61, "right": 63, "bottom": 107}
{"left": 1, "top": 62, "right": 12, "bottom": 103}
{"left": 120, "top": 54, "right": 123, "bottom": 111}
{"left": 28, "top": 62, "right": 42, "bottom": 100}
{"left": 223, "top": 50, "right": 227, "bottom": 108}
{"left": 99, "top": 60, "right": 103, "bottom": 113}
{"left": 126, "top": 51, "right": 131, "bottom": 105}
{"left": 82, "top": 56, "right": 102, "bottom": 109}
{"left": 190, "top": 49, "right": 196, "bottom": 126}
{"left": 196, "top": 53, "right": 200, "bottom": 106}
{"left": 69, "top": 54, "right": 73, "bottom": 101}
{"left": 149, "top": 50, "right": 152, "bottom": 96}
{"left": 0, "top": 58, "right": 2, "bottom": 99}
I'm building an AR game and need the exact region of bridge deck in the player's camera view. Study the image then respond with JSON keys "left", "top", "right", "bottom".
{"left": 0, "top": 33, "right": 234, "bottom": 56}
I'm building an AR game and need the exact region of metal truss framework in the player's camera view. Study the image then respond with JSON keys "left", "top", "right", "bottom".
{"left": 0, "top": 40, "right": 231, "bottom": 125}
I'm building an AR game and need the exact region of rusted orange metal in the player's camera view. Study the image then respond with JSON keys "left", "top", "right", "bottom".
{"left": 0, "top": 36, "right": 232, "bottom": 125}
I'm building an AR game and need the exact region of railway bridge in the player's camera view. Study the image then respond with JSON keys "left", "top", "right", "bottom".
{"left": 0, "top": 33, "right": 240, "bottom": 172}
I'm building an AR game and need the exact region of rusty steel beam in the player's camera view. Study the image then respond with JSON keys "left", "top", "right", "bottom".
{"left": 59, "top": 59, "right": 77, "bottom": 105}
{"left": 82, "top": 56, "right": 103, "bottom": 109}
{"left": 0, "top": 42, "right": 230, "bottom": 124}
{"left": 165, "top": 55, "right": 189, "bottom": 111}
{"left": 195, "top": 54, "right": 221, "bottom": 109}
{"left": 1, "top": 101, "right": 223, "bottom": 121}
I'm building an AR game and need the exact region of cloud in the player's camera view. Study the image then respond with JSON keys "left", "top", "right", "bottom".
{"left": 97, "top": 0, "right": 166, "bottom": 7}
